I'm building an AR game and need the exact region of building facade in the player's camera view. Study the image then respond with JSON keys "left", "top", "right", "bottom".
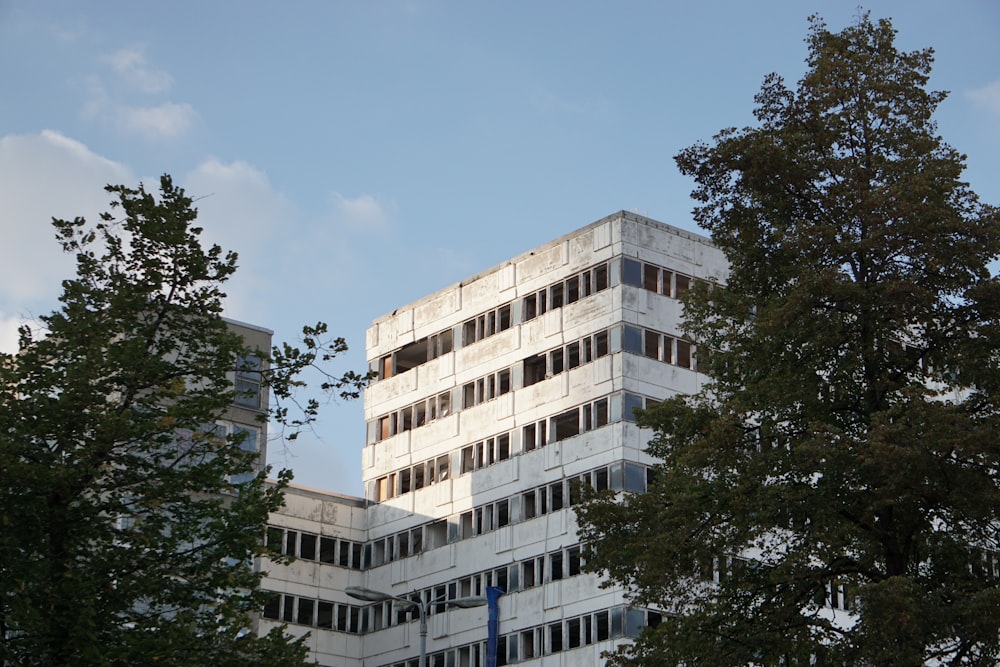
{"left": 259, "top": 211, "right": 727, "bottom": 665}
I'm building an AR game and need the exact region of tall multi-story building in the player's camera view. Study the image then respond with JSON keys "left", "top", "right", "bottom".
{"left": 259, "top": 211, "right": 727, "bottom": 666}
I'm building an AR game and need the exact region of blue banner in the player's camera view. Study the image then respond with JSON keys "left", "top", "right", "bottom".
{"left": 485, "top": 586, "right": 504, "bottom": 667}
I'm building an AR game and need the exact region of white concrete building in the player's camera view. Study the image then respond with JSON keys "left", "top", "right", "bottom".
{"left": 259, "top": 211, "right": 727, "bottom": 666}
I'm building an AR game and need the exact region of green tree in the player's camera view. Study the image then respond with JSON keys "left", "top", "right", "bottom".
{"left": 0, "top": 176, "right": 368, "bottom": 666}
{"left": 576, "top": 14, "right": 1000, "bottom": 666}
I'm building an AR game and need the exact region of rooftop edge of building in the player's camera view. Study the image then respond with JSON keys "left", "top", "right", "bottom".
{"left": 369, "top": 210, "right": 712, "bottom": 328}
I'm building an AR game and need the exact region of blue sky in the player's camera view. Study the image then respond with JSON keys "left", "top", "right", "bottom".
{"left": 2, "top": 1, "right": 998, "bottom": 495}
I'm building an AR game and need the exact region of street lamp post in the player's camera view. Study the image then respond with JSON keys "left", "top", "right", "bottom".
{"left": 346, "top": 585, "right": 487, "bottom": 667}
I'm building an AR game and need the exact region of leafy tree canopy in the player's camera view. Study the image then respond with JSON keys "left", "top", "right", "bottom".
{"left": 577, "top": 13, "right": 1000, "bottom": 666}
{"left": 0, "top": 176, "right": 368, "bottom": 666}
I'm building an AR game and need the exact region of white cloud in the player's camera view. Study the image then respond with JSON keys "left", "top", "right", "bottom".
{"left": 117, "top": 101, "right": 197, "bottom": 139}
{"left": 968, "top": 80, "right": 1000, "bottom": 117}
{"left": 182, "top": 159, "right": 296, "bottom": 323}
{"left": 103, "top": 46, "right": 174, "bottom": 94}
{"left": 330, "top": 192, "right": 394, "bottom": 233}
{"left": 79, "top": 48, "right": 196, "bottom": 140}
{"left": 0, "top": 131, "right": 134, "bottom": 352}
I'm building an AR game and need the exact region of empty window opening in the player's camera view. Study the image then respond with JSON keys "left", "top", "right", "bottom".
{"left": 644, "top": 330, "right": 660, "bottom": 359}
{"left": 676, "top": 274, "right": 691, "bottom": 296}
{"left": 643, "top": 263, "right": 659, "bottom": 291}
{"left": 550, "top": 283, "right": 564, "bottom": 309}
{"left": 677, "top": 339, "right": 692, "bottom": 369}
{"left": 566, "top": 276, "right": 580, "bottom": 304}
{"left": 661, "top": 270, "right": 674, "bottom": 297}
{"left": 299, "top": 533, "right": 317, "bottom": 560}
{"left": 567, "top": 341, "right": 581, "bottom": 369}
{"left": 554, "top": 408, "right": 580, "bottom": 442}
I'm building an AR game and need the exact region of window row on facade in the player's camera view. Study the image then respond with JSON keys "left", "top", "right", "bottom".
{"left": 519, "top": 262, "right": 610, "bottom": 323}
{"left": 261, "top": 593, "right": 367, "bottom": 634}
{"left": 621, "top": 256, "right": 697, "bottom": 299}
{"left": 521, "top": 328, "right": 610, "bottom": 387}
{"left": 368, "top": 327, "right": 689, "bottom": 446}
{"left": 372, "top": 261, "right": 612, "bottom": 382}
{"left": 372, "top": 257, "right": 699, "bottom": 387}
{"left": 370, "top": 393, "right": 630, "bottom": 502}
{"left": 265, "top": 526, "right": 365, "bottom": 570}
{"left": 623, "top": 324, "right": 696, "bottom": 370}
{"left": 381, "top": 605, "right": 662, "bottom": 667}
{"left": 367, "top": 459, "right": 653, "bottom": 567}
{"left": 261, "top": 542, "right": 592, "bottom": 641}
{"left": 368, "top": 543, "right": 592, "bottom": 635}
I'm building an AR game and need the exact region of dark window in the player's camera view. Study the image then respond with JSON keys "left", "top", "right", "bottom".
{"left": 262, "top": 594, "right": 280, "bottom": 620}
{"left": 554, "top": 408, "right": 579, "bottom": 442}
{"left": 523, "top": 354, "right": 546, "bottom": 387}
{"left": 567, "top": 617, "right": 582, "bottom": 648}
{"left": 623, "top": 325, "right": 643, "bottom": 354}
{"left": 550, "top": 482, "right": 564, "bottom": 511}
{"left": 595, "top": 398, "right": 609, "bottom": 428}
{"left": 498, "top": 369, "right": 511, "bottom": 394}
{"left": 567, "top": 341, "right": 581, "bottom": 369}
{"left": 398, "top": 532, "right": 410, "bottom": 558}
{"left": 551, "top": 348, "right": 564, "bottom": 375}
{"left": 523, "top": 559, "right": 536, "bottom": 588}
{"left": 550, "top": 551, "right": 564, "bottom": 581}
{"left": 463, "top": 319, "right": 477, "bottom": 346}
{"left": 523, "top": 294, "right": 537, "bottom": 321}
{"left": 622, "top": 258, "right": 642, "bottom": 286}
{"left": 676, "top": 274, "right": 691, "bottom": 296}
{"left": 595, "top": 468, "right": 609, "bottom": 491}
{"left": 595, "top": 330, "right": 609, "bottom": 357}
{"left": 595, "top": 263, "right": 609, "bottom": 291}
{"left": 677, "top": 339, "right": 692, "bottom": 369}
{"left": 624, "top": 394, "right": 644, "bottom": 422}
{"left": 498, "top": 434, "right": 510, "bottom": 460}
{"left": 522, "top": 492, "right": 537, "bottom": 520}
{"left": 499, "top": 305, "right": 512, "bottom": 331}
{"left": 661, "top": 270, "right": 674, "bottom": 296}
{"left": 566, "top": 276, "right": 580, "bottom": 303}
{"left": 497, "top": 500, "right": 510, "bottom": 527}
{"left": 568, "top": 546, "right": 582, "bottom": 575}
{"left": 319, "top": 537, "right": 336, "bottom": 563}
{"left": 644, "top": 330, "right": 660, "bottom": 359}
{"left": 596, "top": 610, "right": 610, "bottom": 641}
{"left": 550, "top": 283, "right": 564, "bottom": 308}
{"left": 549, "top": 622, "right": 563, "bottom": 653}
{"left": 522, "top": 630, "right": 536, "bottom": 658}
{"left": 297, "top": 598, "right": 314, "bottom": 626}
{"left": 317, "top": 601, "right": 334, "bottom": 628}
{"left": 643, "top": 263, "right": 659, "bottom": 291}
{"left": 299, "top": 533, "right": 317, "bottom": 560}
{"left": 523, "top": 424, "right": 537, "bottom": 451}
{"left": 338, "top": 540, "right": 350, "bottom": 567}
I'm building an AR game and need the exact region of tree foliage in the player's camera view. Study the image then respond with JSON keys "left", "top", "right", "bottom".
{"left": 0, "top": 176, "right": 368, "bottom": 666}
{"left": 577, "top": 14, "right": 1000, "bottom": 666}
